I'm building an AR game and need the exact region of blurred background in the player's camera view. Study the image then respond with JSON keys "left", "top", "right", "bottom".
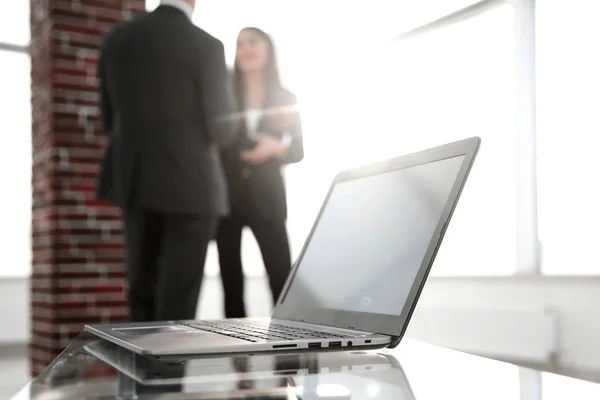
{"left": 1, "top": 0, "right": 600, "bottom": 396}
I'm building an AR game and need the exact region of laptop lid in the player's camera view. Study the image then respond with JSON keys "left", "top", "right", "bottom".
{"left": 273, "top": 137, "right": 480, "bottom": 345}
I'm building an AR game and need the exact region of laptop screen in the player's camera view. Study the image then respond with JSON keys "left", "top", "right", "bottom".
{"left": 281, "top": 155, "right": 465, "bottom": 316}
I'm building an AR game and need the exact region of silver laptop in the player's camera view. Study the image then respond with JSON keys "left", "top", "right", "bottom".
{"left": 85, "top": 136, "right": 480, "bottom": 359}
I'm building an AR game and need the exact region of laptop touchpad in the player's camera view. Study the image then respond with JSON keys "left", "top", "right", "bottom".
{"left": 113, "top": 326, "right": 190, "bottom": 336}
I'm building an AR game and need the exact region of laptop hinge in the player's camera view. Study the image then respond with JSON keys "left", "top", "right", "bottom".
{"left": 387, "top": 335, "right": 403, "bottom": 349}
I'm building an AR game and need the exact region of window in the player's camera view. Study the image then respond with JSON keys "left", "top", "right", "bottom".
{"left": 381, "top": 5, "right": 517, "bottom": 276}
{"left": 0, "top": 3, "right": 29, "bottom": 46}
{"left": 0, "top": 51, "right": 32, "bottom": 277}
{"left": 290, "top": 5, "right": 517, "bottom": 276}
{"left": 536, "top": 0, "right": 600, "bottom": 275}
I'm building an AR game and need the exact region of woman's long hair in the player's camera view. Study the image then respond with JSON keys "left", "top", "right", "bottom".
{"left": 233, "top": 27, "right": 282, "bottom": 110}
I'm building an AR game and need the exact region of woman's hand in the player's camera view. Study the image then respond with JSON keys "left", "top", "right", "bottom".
{"left": 240, "top": 134, "right": 286, "bottom": 164}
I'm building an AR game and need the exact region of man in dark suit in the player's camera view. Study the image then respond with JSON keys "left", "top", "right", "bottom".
{"left": 97, "top": 0, "right": 240, "bottom": 322}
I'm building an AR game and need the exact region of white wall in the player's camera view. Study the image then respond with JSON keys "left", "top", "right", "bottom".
{"left": 3, "top": 275, "right": 599, "bottom": 378}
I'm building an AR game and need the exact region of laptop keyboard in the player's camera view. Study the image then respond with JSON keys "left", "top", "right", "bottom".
{"left": 178, "top": 320, "right": 355, "bottom": 343}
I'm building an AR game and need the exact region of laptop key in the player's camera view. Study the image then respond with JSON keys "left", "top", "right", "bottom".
{"left": 179, "top": 320, "right": 355, "bottom": 343}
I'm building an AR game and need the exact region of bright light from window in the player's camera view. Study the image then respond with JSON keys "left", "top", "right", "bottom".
{"left": 287, "top": 5, "right": 517, "bottom": 277}
{"left": 0, "top": 51, "right": 31, "bottom": 277}
{"left": 0, "top": 3, "right": 29, "bottom": 46}
{"left": 536, "top": 0, "right": 600, "bottom": 275}
{"left": 382, "top": 5, "right": 517, "bottom": 276}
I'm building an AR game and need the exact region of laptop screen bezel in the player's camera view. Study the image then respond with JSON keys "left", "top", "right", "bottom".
{"left": 272, "top": 137, "right": 481, "bottom": 338}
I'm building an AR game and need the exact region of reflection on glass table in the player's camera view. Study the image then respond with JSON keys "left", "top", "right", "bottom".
{"left": 10, "top": 332, "right": 600, "bottom": 399}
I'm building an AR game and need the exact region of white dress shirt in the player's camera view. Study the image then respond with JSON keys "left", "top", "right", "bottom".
{"left": 244, "top": 109, "right": 262, "bottom": 139}
{"left": 159, "top": 0, "right": 193, "bottom": 19}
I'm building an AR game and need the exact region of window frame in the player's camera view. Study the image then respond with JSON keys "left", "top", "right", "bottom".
{"left": 0, "top": 42, "right": 27, "bottom": 53}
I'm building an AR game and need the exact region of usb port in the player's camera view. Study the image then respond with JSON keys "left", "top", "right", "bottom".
{"left": 308, "top": 342, "right": 322, "bottom": 348}
{"left": 328, "top": 341, "right": 342, "bottom": 347}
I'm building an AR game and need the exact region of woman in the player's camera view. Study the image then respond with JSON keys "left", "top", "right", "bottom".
{"left": 217, "top": 27, "right": 304, "bottom": 318}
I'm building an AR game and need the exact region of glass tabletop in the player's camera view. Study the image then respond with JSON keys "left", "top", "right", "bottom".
{"left": 10, "top": 331, "right": 600, "bottom": 399}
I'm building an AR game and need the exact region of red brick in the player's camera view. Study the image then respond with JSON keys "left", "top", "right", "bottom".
{"left": 52, "top": 72, "right": 99, "bottom": 91}
{"left": 54, "top": 22, "right": 104, "bottom": 37}
{"left": 30, "top": 0, "right": 144, "bottom": 377}
{"left": 52, "top": 2, "right": 133, "bottom": 24}
{"left": 52, "top": 14, "right": 115, "bottom": 34}
{"left": 52, "top": 31, "right": 102, "bottom": 51}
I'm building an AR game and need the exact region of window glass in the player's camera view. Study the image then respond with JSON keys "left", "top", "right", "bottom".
{"left": 0, "top": 51, "right": 32, "bottom": 277}
{"left": 536, "top": 0, "right": 600, "bottom": 275}
{"left": 0, "top": 3, "right": 29, "bottom": 46}
{"left": 354, "top": 5, "right": 517, "bottom": 276}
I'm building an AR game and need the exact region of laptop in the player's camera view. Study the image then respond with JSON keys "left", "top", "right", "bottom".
{"left": 85, "top": 136, "right": 480, "bottom": 359}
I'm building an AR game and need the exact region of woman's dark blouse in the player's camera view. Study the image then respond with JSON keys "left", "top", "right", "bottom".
{"left": 219, "top": 88, "right": 304, "bottom": 220}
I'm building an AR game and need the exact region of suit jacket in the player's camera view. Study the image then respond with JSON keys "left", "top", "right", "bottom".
{"left": 220, "top": 88, "right": 304, "bottom": 220}
{"left": 96, "top": 140, "right": 114, "bottom": 203}
{"left": 96, "top": 5, "right": 239, "bottom": 215}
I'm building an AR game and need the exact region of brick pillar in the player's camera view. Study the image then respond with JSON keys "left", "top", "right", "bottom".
{"left": 30, "top": 0, "right": 146, "bottom": 376}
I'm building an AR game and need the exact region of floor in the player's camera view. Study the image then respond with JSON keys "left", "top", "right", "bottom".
{"left": 0, "top": 276, "right": 273, "bottom": 399}
{"left": 0, "top": 345, "right": 28, "bottom": 399}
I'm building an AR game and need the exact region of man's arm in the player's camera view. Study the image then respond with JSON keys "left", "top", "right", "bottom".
{"left": 196, "top": 40, "right": 240, "bottom": 147}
